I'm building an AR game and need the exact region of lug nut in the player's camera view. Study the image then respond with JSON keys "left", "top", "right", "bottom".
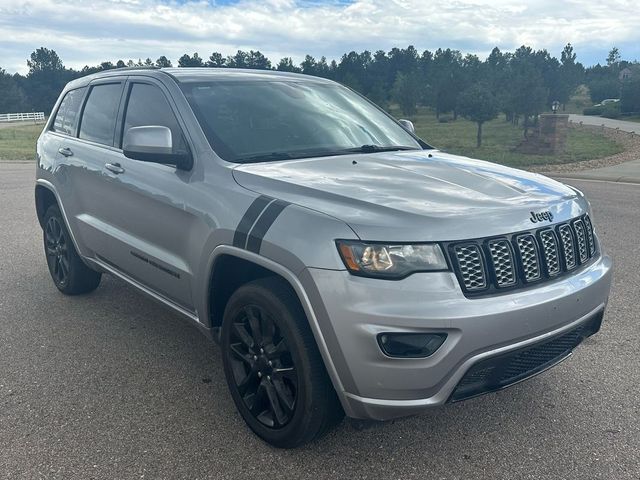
{"left": 260, "top": 348, "right": 264, "bottom": 354}
{"left": 268, "top": 361, "right": 272, "bottom": 367}
{"left": 258, "top": 372, "right": 262, "bottom": 378}
{"left": 267, "top": 375, "right": 271, "bottom": 381}
{"left": 253, "top": 355, "right": 258, "bottom": 360}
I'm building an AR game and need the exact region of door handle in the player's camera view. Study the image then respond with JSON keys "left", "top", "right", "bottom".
{"left": 105, "top": 162, "right": 125, "bottom": 174}
{"left": 58, "top": 147, "right": 73, "bottom": 157}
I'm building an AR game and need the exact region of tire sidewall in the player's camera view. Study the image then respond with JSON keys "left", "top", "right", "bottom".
{"left": 42, "top": 204, "right": 101, "bottom": 295}
{"left": 221, "top": 281, "right": 320, "bottom": 447}
{"left": 43, "top": 206, "right": 70, "bottom": 290}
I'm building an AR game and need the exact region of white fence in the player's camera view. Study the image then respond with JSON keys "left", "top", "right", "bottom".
{"left": 0, "top": 112, "right": 45, "bottom": 123}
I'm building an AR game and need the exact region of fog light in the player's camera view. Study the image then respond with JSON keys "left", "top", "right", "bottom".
{"left": 378, "top": 332, "right": 447, "bottom": 358}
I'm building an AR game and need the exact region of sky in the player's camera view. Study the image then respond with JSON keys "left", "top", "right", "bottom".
{"left": 1, "top": 0, "right": 639, "bottom": 74}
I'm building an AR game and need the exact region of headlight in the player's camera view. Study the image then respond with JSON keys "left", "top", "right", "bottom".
{"left": 336, "top": 240, "right": 448, "bottom": 279}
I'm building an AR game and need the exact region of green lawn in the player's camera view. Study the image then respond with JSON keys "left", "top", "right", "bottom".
{"left": 0, "top": 123, "right": 43, "bottom": 160}
{"left": 396, "top": 107, "right": 623, "bottom": 168}
{"left": 0, "top": 113, "right": 624, "bottom": 168}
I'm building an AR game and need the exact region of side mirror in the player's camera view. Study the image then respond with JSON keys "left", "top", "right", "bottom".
{"left": 123, "top": 126, "right": 192, "bottom": 170}
{"left": 398, "top": 119, "right": 415, "bottom": 134}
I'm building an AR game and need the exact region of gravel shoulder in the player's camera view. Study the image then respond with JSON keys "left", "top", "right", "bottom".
{"left": 529, "top": 123, "right": 640, "bottom": 175}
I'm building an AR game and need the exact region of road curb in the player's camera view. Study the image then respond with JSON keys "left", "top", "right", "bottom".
{"left": 549, "top": 173, "right": 640, "bottom": 185}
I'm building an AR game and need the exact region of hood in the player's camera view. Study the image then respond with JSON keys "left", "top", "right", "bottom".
{"left": 232, "top": 150, "right": 588, "bottom": 242}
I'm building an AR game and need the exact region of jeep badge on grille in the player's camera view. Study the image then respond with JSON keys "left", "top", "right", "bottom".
{"left": 529, "top": 210, "right": 554, "bottom": 223}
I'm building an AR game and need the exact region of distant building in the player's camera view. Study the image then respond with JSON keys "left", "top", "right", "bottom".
{"left": 619, "top": 65, "right": 640, "bottom": 82}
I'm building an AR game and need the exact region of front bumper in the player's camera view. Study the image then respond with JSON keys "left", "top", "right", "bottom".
{"left": 302, "top": 254, "right": 612, "bottom": 420}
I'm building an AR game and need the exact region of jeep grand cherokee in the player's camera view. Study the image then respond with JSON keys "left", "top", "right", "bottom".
{"left": 35, "top": 67, "right": 612, "bottom": 448}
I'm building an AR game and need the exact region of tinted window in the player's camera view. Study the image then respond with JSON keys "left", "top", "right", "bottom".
{"left": 52, "top": 87, "right": 86, "bottom": 136}
{"left": 79, "top": 83, "right": 122, "bottom": 146}
{"left": 180, "top": 80, "right": 422, "bottom": 163}
{"left": 122, "top": 83, "right": 187, "bottom": 154}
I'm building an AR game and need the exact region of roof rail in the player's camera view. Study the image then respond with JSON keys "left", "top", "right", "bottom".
{"left": 107, "top": 65, "right": 161, "bottom": 72}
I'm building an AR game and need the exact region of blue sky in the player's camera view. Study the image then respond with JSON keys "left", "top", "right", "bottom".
{"left": 1, "top": 0, "right": 638, "bottom": 74}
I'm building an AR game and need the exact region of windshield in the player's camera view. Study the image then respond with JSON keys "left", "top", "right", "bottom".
{"left": 179, "top": 80, "right": 423, "bottom": 163}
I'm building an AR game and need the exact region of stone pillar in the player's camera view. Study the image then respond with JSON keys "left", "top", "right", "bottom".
{"left": 538, "top": 114, "right": 569, "bottom": 154}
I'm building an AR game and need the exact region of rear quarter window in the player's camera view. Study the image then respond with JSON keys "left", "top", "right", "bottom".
{"left": 51, "top": 87, "right": 86, "bottom": 136}
{"left": 79, "top": 83, "right": 123, "bottom": 146}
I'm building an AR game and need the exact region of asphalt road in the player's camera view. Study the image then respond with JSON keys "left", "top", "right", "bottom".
{"left": 569, "top": 114, "right": 640, "bottom": 133}
{"left": 1, "top": 163, "right": 639, "bottom": 479}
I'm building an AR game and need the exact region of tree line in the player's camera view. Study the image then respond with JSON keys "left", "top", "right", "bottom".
{"left": 1, "top": 44, "right": 637, "bottom": 146}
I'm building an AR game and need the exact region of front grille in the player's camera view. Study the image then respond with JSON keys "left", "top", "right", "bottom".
{"left": 447, "top": 214, "right": 597, "bottom": 297}
{"left": 449, "top": 309, "right": 604, "bottom": 402}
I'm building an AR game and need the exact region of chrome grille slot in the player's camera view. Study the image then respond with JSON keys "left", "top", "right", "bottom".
{"left": 516, "top": 234, "right": 541, "bottom": 282}
{"left": 453, "top": 244, "right": 486, "bottom": 291}
{"left": 539, "top": 229, "right": 561, "bottom": 276}
{"left": 558, "top": 224, "right": 576, "bottom": 270}
{"left": 488, "top": 239, "right": 517, "bottom": 287}
{"left": 572, "top": 219, "right": 589, "bottom": 263}
{"left": 583, "top": 214, "right": 596, "bottom": 256}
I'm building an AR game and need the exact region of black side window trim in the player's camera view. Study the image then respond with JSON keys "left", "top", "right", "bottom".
{"left": 77, "top": 81, "right": 126, "bottom": 148}
{"left": 118, "top": 80, "right": 189, "bottom": 153}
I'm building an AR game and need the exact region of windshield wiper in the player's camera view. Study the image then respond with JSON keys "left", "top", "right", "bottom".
{"left": 236, "top": 145, "right": 420, "bottom": 164}
{"left": 344, "top": 145, "right": 420, "bottom": 153}
{"left": 236, "top": 152, "right": 298, "bottom": 163}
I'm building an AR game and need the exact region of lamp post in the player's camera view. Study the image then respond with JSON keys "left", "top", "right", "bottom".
{"left": 551, "top": 100, "right": 560, "bottom": 114}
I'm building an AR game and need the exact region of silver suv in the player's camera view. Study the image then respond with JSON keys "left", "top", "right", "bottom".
{"left": 36, "top": 68, "right": 612, "bottom": 448}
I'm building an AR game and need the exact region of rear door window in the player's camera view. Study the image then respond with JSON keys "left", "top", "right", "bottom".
{"left": 79, "top": 83, "right": 123, "bottom": 146}
{"left": 51, "top": 87, "right": 86, "bottom": 136}
{"left": 121, "top": 83, "right": 188, "bottom": 155}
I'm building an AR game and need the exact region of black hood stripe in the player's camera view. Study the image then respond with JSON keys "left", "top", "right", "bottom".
{"left": 246, "top": 200, "right": 290, "bottom": 254}
{"left": 233, "top": 195, "right": 272, "bottom": 248}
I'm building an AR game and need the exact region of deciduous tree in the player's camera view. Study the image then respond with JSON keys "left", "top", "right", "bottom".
{"left": 457, "top": 84, "right": 499, "bottom": 147}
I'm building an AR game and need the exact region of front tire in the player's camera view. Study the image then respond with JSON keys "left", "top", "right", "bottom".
{"left": 221, "top": 277, "right": 343, "bottom": 448}
{"left": 43, "top": 205, "right": 101, "bottom": 295}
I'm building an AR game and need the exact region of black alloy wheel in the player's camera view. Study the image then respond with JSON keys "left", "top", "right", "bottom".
{"left": 221, "top": 278, "right": 343, "bottom": 448}
{"left": 228, "top": 304, "right": 298, "bottom": 428}
{"left": 45, "top": 216, "right": 70, "bottom": 287}
{"left": 42, "top": 205, "right": 101, "bottom": 295}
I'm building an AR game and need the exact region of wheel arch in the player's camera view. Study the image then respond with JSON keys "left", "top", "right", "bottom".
{"left": 35, "top": 183, "right": 58, "bottom": 229}
{"left": 204, "top": 246, "right": 348, "bottom": 405}
{"left": 208, "top": 253, "right": 280, "bottom": 330}
{"left": 35, "top": 179, "right": 84, "bottom": 258}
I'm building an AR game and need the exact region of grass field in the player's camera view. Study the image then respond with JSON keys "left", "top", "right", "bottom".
{"left": 0, "top": 123, "right": 43, "bottom": 161}
{"left": 0, "top": 113, "right": 623, "bottom": 167}
{"left": 396, "top": 107, "right": 622, "bottom": 168}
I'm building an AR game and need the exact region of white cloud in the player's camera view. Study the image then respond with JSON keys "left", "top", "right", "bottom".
{"left": 0, "top": 0, "right": 639, "bottom": 73}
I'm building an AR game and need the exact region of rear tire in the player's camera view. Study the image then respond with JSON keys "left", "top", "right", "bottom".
{"left": 221, "top": 277, "right": 343, "bottom": 448}
{"left": 43, "top": 205, "right": 101, "bottom": 295}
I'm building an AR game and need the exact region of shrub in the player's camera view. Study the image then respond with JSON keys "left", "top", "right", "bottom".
{"left": 601, "top": 102, "right": 621, "bottom": 119}
{"left": 583, "top": 106, "right": 604, "bottom": 116}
